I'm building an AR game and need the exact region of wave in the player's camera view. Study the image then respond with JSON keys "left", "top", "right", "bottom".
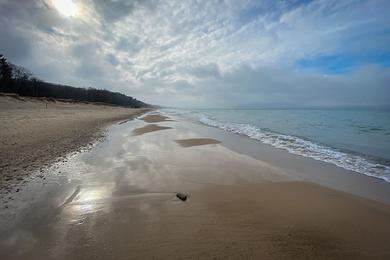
{"left": 163, "top": 109, "right": 390, "bottom": 182}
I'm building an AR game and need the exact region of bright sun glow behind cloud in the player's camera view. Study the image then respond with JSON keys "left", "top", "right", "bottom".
{"left": 53, "top": 0, "right": 78, "bottom": 17}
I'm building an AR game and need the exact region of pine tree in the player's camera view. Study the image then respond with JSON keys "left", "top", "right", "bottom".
{"left": 0, "top": 54, "right": 13, "bottom": 81}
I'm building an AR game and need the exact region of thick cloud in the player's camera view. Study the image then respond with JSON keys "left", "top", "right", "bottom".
{"left": 137, "top": 64, "right": 390, "bottom": 108}
{"left": 0, "top": 25, "right": 31, "bottom": 62}
{"left": 0, "top": 0, "right": 389, "bottom": 107}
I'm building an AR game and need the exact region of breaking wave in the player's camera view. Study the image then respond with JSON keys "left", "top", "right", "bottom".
{"left": 163, "top": 109, "right": 390, "bottom": 182}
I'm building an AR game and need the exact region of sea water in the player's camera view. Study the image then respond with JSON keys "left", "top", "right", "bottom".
{"left": 162, "top": 108, "right": 390, "bottom": 182}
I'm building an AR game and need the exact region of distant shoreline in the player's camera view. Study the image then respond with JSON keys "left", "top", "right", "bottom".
{"left": 0, "top": 94, "right": 150, "bottom": 194}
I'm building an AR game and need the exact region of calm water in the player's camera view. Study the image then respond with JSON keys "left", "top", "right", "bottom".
{"left": 162, "top": 108, "right": 390, "bottom": 182}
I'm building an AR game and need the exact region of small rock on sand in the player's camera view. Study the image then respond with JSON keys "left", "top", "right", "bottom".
{"left": 176, "top": 193, "right": 187, "bottom": 201}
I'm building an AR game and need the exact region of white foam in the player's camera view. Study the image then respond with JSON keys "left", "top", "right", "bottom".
{"left": 163, "top": 109, "right": 390, "bottom": 182}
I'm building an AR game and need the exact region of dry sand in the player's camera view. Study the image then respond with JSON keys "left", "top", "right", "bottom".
{"left": 132, "top": 124, "right": 172, "bottom": 136}
{"left": 175, "top": 138, "right": 221, "bottom": 147}
{"left": 0, "top": 94, "right": 148, "bottom": 192}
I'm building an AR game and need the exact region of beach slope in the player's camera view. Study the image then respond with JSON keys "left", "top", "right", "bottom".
{"left": 0, "top": 94, "right": 148, "bottom": 192}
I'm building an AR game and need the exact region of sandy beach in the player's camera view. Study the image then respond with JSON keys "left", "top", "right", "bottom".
{"left": 0, "top": 94, "right": 148, "bottom": 194}
{"left": 1, "top": 0, "right": 388, "bottom": 258}
{"left": 0, "top": 110, "right": 390, "bottom": 259}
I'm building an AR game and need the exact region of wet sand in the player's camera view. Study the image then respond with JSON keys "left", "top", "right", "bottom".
{"left": 175, "top": 138, "right": 221, "bottom": 147}
{"left": 1, "top": 112, "right": 390, "bottom": 259}
{"left": 185, "top": 182, "right": 390, "bottom": 259}
{"left": 0, "top": 94, "right": 148, "bottom": 193}
{"left": 140, "top": 114, "right": 172, "bottom": 123}
{"left": 132, "top": 124, "right": 172, "bottom": 136}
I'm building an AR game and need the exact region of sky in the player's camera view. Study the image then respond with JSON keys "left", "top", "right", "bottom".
{"left": 0, "top": 0, "right": 389, "bottom": 108}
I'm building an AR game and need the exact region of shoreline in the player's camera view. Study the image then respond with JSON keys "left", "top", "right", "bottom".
{"left": 0, "top": 95, "right": 149, "bottom": 194}
{"left": 177, "top": 118, "right": 390, "bottom": 204}
{"left": 1, "top": 111, "right": 390, "bottom": 259}
{"left": 162, "top": 109, "right": 390, "bottom": 183}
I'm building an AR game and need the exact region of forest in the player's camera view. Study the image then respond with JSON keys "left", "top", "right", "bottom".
{"left": 0, "top": 54, "right": 149, "bottom": 108}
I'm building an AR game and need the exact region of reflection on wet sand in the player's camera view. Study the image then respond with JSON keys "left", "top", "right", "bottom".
{"left": 175, "top": 138, "right": 221, "bottom": 147}
{"left": 132, "top": 124, "right": 172, "bottom": 136}
{"left": 2, "top": 115, "right": 390, "bottom": 259}
{"left": 1, "top": 116, "right": 290, "bottom": 259}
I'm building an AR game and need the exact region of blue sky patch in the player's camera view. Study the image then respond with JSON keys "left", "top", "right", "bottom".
{"left": 296, "top": 53, "right": 390, "bottom": 74}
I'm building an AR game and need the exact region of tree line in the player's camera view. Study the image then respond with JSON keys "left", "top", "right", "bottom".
{"left": 0, "top": 54, "right": 149, "bottom": 108}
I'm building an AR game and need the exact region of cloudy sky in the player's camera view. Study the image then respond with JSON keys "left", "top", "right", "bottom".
{"left": 0, "top": 0, "right": 389, "bottom": 107}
